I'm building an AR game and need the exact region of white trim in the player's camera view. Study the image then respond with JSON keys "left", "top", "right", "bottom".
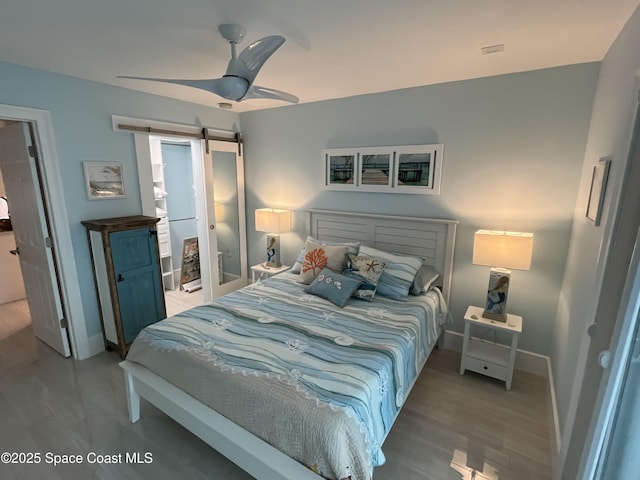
{"left": 547, "top": 352, "right": 562, "bottom": 458}
{"left": 0, "top": 104, "right": 89, "bottom": 360}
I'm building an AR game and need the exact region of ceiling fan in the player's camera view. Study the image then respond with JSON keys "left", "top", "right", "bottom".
{"left": 119, "top": 24, "right": 298, "bottom": 104}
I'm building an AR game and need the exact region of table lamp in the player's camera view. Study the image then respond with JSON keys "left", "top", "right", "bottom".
{"left": 255, "top": 208, "right": 291, "bottom": 268}
{"left": 472, "top": 230, "right": 534, "bottom": 321}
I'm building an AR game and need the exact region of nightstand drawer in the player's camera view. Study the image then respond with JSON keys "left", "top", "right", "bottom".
{"left": 464, "top": 356, "right": 508, "bottom": 381}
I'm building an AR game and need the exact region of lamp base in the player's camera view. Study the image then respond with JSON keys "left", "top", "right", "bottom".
{"left": 265, "top": 233, "right": 282, "bottom": 268}
{"left": 482, "top": 267, "right": 511, "bottom": 322}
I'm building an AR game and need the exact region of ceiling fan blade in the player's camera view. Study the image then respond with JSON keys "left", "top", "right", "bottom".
{"left": 118, "top": 75, "right": 249, "bottom": 101}
{"left": 242, "top": 85, "right": 299, "bottom": 104}
{"left": 119, "top": 75, "right": 217, "bottom": 91}
{"left": 230, "top": 35, "right": 286, "bottom": 85}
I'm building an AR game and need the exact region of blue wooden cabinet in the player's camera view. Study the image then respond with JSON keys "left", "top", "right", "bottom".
{"left": 82, "top": 215, "right": 166, "bottom": 358}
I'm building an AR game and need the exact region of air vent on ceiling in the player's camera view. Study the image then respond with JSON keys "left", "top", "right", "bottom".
{"left": 481, "top": 44, "right": 505, "bottom": 55}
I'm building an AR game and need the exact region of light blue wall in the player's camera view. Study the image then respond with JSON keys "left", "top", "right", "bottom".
{"left": 240, "top": 64, "right": 600, "bottom": 356}
{"left": 0, "top": 60, "right": 239, "bottom": 339}
{"left": 553, "top": 4, "right": 640, "bottom": 452}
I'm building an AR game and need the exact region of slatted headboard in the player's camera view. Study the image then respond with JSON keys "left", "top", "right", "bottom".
{"left": 307, "top": 210, "right": 458, "bottom": 303}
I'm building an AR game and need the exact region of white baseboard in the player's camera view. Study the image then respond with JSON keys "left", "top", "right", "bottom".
{"left": 443, "top": 329, "right": 561, "bottom": 459}
{"left": 547, "top": 355, "right": 562, "bottom": 459}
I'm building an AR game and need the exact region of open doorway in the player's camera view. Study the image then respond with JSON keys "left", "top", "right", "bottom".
{"left": 151, "top": 137, "right": 204, "bottom": 317}
{"left": 0, "top": 153, "right": 34, "bottom": 372}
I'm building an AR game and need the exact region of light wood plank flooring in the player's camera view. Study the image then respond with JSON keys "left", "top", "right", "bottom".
{"left": 0, "top": 299, "right": 552, "bottom": 480}
{"left": 164, "top": 287, "right": 204, "bottom": 318}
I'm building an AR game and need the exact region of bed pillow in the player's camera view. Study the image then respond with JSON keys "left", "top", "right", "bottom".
{"left": 359, "top": 246, "right": 423, "bottom": 300}
{"left": 410, "top": 265, "right": 441, "bottom": 295}
{"left": 290, "top": 236, "right": 360, "bottom": 273}
{"left": 342, "top": 253, "right": 386, "bottom": 301}
{"left": 298, "top": 241, "right": 349, "bottom": 285}
{"left": 304, "top": 268, "right": 362, "bottom": 307}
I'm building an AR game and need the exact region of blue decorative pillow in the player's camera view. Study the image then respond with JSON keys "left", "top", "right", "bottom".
{"left": 359, "top": 246, "right": 423, "bottom": 300}
{"left": 342, "top": 253, "right": 386, "bottom": 301}
{"left": 304, "top": 268, "right": 362, "bottom": 307}
{"left": 290, "top": 236, "right": 361, "bottom": 273}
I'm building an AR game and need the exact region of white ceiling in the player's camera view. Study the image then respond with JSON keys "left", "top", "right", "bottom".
{"left": 1, "top": 0, "right": 638, "bottom": 113}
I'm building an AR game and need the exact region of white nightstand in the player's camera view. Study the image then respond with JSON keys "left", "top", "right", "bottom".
{"left": 459, "top": 305, "right": 522, "bottom": 390}
{"left": 250, "top": 263, "right": 290, "bottom": 283}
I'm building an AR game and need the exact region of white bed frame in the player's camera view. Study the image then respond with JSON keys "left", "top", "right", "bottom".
{"left": 120, "top": 211, "right": 457, "bottom": 480}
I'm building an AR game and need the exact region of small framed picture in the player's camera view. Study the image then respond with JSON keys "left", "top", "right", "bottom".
{"left": 83, "top": 162, "right": 126, "bottom": 200}
{"left": 392, "top": 144, "right": 443, "bottom": 194}
{"left": 586, "top": 158, "right": 611, "bottom": 226}
{"left": 360, "top": 152, "right": 392, "bottom": 187}
{"left": 324, "top": 149, "right": 358, "bottom": 189}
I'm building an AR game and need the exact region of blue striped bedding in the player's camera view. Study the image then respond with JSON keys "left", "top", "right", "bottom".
{"left": 126, "top": 272, "right": 450, "bottom": 480}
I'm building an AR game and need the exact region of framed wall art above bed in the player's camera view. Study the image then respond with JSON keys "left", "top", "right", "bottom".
{"left": 120, "top": 210, "right": 458, "bottom": 480}
{"left": 323, "top": 144, "right": 444, "bottom": 195}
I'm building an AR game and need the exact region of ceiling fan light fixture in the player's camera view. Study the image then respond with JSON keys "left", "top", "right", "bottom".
{"left": 217, "top": 76, "right": 250, "bottom": 101}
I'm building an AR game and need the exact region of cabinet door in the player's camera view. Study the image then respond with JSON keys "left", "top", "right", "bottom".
{"left": 110, "top": 227, "right": 166, "bottom": 344}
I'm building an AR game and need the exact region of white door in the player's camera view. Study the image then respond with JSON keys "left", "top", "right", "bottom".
{"left": 199, "top": 140, "right": 247, "bottom": 299}
{"left": 0, "top": 122, "right": 70, "bottom": 356}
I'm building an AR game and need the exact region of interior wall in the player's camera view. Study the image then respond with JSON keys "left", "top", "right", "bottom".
{"left": 0, "top": 60, "right": 239, "bottom": 345}
{"left": 239, "top": 63, "right": 599, "bottom": 357}
{"left": 553, "top": 3, "right": 640, "bottom": 471}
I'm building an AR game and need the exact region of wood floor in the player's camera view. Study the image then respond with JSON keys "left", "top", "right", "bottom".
{"left": 164, "top": 287, "right": 204, "bottom": 318}
{"left": 0, "top": 299, "right": 553, "bottom": 480}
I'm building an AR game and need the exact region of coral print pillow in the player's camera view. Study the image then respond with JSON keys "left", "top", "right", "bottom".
{"left": 290, "top": 236, "right": 361, "bottom": 273}
{"left": 298, "top": 240, "right": 349, "bottom": 285}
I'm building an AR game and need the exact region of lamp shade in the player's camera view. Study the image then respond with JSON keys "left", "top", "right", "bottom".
{"left": 472, "top": 230, "right": 534, "bottom": 271}
{"left": 255, "top": 208, "right": 291, "bottom": 234}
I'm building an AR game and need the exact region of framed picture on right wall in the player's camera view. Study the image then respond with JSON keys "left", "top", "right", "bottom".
{"left": 586, "top": 157, "right": 611, "bottom": 226}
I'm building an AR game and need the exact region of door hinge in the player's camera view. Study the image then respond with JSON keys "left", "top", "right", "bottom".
{"left": 28, "top": 145, "right": 37, "bottom": 159}
{"left": 45, "top": 236, "right": 53, "bottom": 248}
{"left": 60, "top": 317, "right": 68, "bottom": 329}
